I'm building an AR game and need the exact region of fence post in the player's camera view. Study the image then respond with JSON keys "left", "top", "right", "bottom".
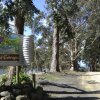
{"left": 31, "top": 74, "right": 36, "bottom": 88}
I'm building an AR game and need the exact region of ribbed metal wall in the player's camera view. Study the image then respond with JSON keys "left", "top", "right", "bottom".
{"left": 22, "top": 35, "right": 34, "bottom": 66}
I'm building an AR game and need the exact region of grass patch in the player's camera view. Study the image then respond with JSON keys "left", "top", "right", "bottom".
{"left": 64, "top": 70, "right": 87, "bottom": 75}
{"left": 37, "top": 72, "right": 62, "bottom": 81}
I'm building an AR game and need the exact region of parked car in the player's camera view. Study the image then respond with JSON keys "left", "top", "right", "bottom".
{"left": 79, "top": 67, "right": 90, "bottom": 72}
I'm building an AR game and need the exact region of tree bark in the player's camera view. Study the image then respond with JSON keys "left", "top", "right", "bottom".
{"left": 73, "top": 59, "right": 79, "bottom": 71}
{"left": 15, "top": 14, "right": 25, "bottom": 35}
{"left": 7, "top": 66, "right": 15, "bottom": 85}
{"left": 70, "top": 38, "right": 79, "bottom": 71}
{"left": 91, "top": 59, "right": 97, "bottom": 71}
{"left": 50, "top": 23, "right": 60, "bottom": 72}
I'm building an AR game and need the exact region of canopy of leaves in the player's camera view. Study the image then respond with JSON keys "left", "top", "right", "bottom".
{"left": 0, "top": 0, "right": 39, "bottom": 34}
{"left": 46, "top": 0, "right": 79, "bottom": 38}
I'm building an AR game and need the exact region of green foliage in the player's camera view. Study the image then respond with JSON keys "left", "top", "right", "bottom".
{"left": 0, "top": 35, "right": 20, "bottom": 53}
{"left": 0, "top": 0, "right": 39, "bottom": 17}
{"left": 0, "top": 75, "right": 8, "bottom": 86}
{"left": 0, "top": 0, "right": 39, "bottom": 35}
{"left": 82, "top": 0, "right": 100, "bottom": 70}
{"left": 0, "top": 37, "right": 20, "bottom": 47}
{"left": 46, "top": 0, "right": 78, "bottom": 38}
{"left": 12, "top": 72, "right": 31, "bottom": 84}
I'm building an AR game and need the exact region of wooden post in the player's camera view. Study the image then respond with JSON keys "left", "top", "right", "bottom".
{"left": 31, "top": 74, "right": 36, "bottom": 88}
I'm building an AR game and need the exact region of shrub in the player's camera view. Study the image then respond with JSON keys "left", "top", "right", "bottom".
{"left": 0, "top": 75, "right": 8, "bottom": 85}
{"left": 12, "top": 72, "right": 31, "bottom": 84}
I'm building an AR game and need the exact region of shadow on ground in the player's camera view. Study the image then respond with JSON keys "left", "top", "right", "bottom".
{"left": 47, "top": 97, "right": 100, "bottom": 100}
{"left": 39, "top": 81, "right": 100, "bottom": 100}
{"left": 40, "top": 81, "right": 100, "bottom": 94}
{"left": 38, "top": 72, "right": 100, "bottom": 100}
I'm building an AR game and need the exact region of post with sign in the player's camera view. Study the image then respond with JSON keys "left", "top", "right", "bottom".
{"left": 0, "top": 34, "right": 34, "bottom": 84}
{"left": 0, "top": 34, "right": 23, "bottom": 84}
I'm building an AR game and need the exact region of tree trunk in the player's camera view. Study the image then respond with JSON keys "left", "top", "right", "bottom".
{"left": 91, "top": 59, "right": 97, "bottom": 71}
{"left": 70, "top": 38, "right": 79, "bottom": 71}
{"left": 50, "top": 23, "right": 60, "bottom": 72}
{"left": 73, "top": 59, "right": 79, "bottom": 71}
{"left": 15, "top": 14, "right": 25, "bottom": 35}
{"left": 7, "top": 66, "right": 15, "bottom": 85}
{"left": 73, "top": 38, "right": 79, "bottom": 71}
{"left": 70, "top": 48, "right": 74, "bottom": 70}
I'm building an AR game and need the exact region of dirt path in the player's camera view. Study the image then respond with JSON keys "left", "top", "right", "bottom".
{"left": 37, "top": 72, "right": 100, "bottom": 100}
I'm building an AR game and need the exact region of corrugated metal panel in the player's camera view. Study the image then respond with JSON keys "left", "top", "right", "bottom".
{"left": 22, "top": 35, "right": 34, "bottom": 66}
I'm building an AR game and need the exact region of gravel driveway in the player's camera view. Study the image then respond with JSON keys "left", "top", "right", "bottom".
{"left": 37, "top": 72, "right": 100, "bottom": 100}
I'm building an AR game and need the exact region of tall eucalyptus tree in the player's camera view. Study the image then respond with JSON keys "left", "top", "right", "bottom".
{"left": 82, "top": 0, "right": 100, "bottom": 71}
{"left": 46, "top": 0, "right": 78, "bottom": 72}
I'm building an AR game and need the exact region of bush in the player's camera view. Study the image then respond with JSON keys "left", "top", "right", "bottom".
{"left": 12, "top": 72, "right": 31, "bottom": 84}
{"left": 0, "top": 75, "right": 8, "bottom": 86}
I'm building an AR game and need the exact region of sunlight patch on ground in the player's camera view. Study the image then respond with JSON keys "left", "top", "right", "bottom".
{"left": 79, "top": 72, "right": 100, "bottom": 91}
